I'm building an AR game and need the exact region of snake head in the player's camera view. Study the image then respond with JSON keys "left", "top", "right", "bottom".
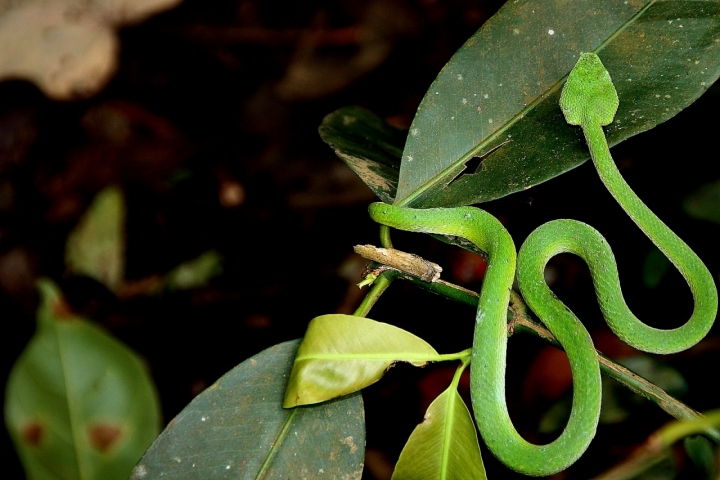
{"left": 560, "top": 52, "right": 619, "bottom": 127}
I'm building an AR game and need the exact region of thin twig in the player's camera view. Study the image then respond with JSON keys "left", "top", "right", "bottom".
{"left": 354, "top": 244, "right": 442, "bottom": 282}
{"left": 592, "top": 410, "right": 720, "bottom": 480}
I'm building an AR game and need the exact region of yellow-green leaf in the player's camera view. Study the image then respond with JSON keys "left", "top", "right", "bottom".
{"left": 65, "top": 186, "right": 125, "bottom": 292}
{"left": 4, "top": 279, "right": 161, "bottom": 480}
{"left": 392, "top": 371, "right": 485, "bottom": 480}
{"left": 165, "top": 250, "right": 222, "bottom": 291}
{"left": 284, "top": 314, "right": 438, "bottom": 407}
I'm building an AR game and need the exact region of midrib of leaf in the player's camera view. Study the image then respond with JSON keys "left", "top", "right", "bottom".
{"left": 440, "top": 358, "right": 470, "bottom": 480}
{"left": 395, "top": 0, "right": 658, "bottom": 207}
{"left": 294, "top": 352, "right": 471, "bottom": 362}
{"left": 55, "top": 323, "right": 88, "bottom": 480}
{"left": 439, "top": 393, "right": 456, "bottom": 480}
{"left": 254, "top": 407, "right": 299, "bottom": 480}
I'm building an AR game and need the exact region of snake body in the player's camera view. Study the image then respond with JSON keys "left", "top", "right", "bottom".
{"left": 368, "top": 54, "right": 717, "bottom": 476}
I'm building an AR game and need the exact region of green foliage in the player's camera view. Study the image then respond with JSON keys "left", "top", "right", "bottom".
{"left": 8, "top": 1, "right": 720, "bottom": 479}
{"left": 392, "top": 361, "right": 485, "bottom": 480}
{"left": 284, "top": 314, "right": 444, "bottom": 408}
{"left": 325, "top": 0, "right": 720, "bottom": 209}
{"left": 165, "top": 250, "right": 223, "bottom": 291}
{"left": 318, "top": 106, "right": 404, "bottom": 203}
{"left": 4, "top": 280, "right": 161, "bottom": 480}
{"left": 65, "top": 186, "right": 125, "bottom": 292}
{"left": 134, "top": 340, "right": 365, "bottom": 479}
{"left": 684, "top": 178, "right": 720, "bottom": 224}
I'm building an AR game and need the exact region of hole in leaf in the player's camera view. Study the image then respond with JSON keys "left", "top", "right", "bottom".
{"left": 444, "top": 140, "right": 511, "bottom": 189}
{"left": 88, "top": 424, "right": 123, "bottom": 453}
{"left": 445, "top": 156, "right": 484, "bottom": 188}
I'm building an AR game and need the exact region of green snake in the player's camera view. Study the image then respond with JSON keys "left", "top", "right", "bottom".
{"left": 368, "top": 53, "right": 718, "bottom": 476}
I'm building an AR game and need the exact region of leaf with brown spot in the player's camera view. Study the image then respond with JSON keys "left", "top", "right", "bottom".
{"left": 4, "top": 279, "right": 161, "bottom": 480}
{"left": 20, "top": 422, "right": 43, "bottom": 447}
{"left": 88, "top": 424, "right": 123, "bottom": 453}
{"left": 51, "top": 298, "right": 77, "bottom": 321}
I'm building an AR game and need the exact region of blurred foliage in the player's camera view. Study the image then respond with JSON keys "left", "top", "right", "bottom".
{"left": 65, "top": 186, "right": 125, "bottom": 292}
{"left": 4, "top": 280, "right": 161, "bottom": 480}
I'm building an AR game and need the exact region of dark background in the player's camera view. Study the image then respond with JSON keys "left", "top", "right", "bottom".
{"left": 2, "top": 0, "right": 720, "bottom": 478}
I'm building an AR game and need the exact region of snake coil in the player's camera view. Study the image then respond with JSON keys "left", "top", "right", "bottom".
{"left": 369, "top": 53, "right": 718, "bottom": 476}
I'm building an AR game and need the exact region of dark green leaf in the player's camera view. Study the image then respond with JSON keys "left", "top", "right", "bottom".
{"left": 683, "top": 178, "right": 720, "bottom": 223}
{"left": 4, "top": 279, "right": 161, "bottom": 480}
{"left": 65, "top": 186, "right": 125, "bottom": 291}
{"left": 683, "top": 436, "right": 716, "bottom": 479}
{"left": 284, "top": 314, "right": 438, "bottom": 407}
{"left": 319, "top": 106, "right": 404, "bottom": 203}
{"left": 133, "top": 340, "right": 365, "bottom": 480}
{"left": 394, "top": 0, "right": 720, "bottom": 207}
{"left": 642, "top": 247, "right": 672, "bottom": 289}
{"left": 392, "top": 385, "right": 486, "bottom": 480}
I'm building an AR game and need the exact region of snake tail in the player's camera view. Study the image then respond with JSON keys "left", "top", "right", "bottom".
{"left": 561, "top": 53, "right": 718, "bottom": 354}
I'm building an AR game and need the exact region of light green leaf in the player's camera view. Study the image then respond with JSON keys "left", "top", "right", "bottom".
{"left": 319, "top": 106, "right": 404, "bottom": 203}
{"left": 65, "top": 186, "right": 125, "bottom": 292}
{"left": 284, "top": 314, "right": 438, "bottom": 407}
{"left": 393, "top": 0, "right": 720, "bottom": 207}
{"left": 165, "top": 250, "right": 222, "bottom": 291}
{"left": 393, "top": 385, "right": 486, "bottom": 480}
{"left": 133, "top": 340, "right": 365, "bottom": 480}
{"left": 4, "top": 279, "right": 161, "bottom": 480}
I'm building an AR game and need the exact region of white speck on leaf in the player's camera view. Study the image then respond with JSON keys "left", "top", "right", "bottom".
{"left": 513, "top": 28, "right": 520, "bottom": 35}
{"left": 488, "top": 118, "right": 493, "bottom": 124}
{"left": 133, "top": 466, "right": 147, "bottom": 478}
{"left": 462, "top": 98, "right": 467, "bottom": 105}
{"left": 457, "top": 74, "right": 463, "bottom": 81}
{"left": 484, "top": 93, "right": 489, "bottom": 99}
{"left": 201, "top": 416, "right": 207, "bottom": 422}
{"left": 406, "top": 156, "right": 413, "bottom": 162}
{"left": 548, "top": 29, "right": 555, "bottom": 35}
{"left": 411, "top": 128, "right": 418, "bottom": 136}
